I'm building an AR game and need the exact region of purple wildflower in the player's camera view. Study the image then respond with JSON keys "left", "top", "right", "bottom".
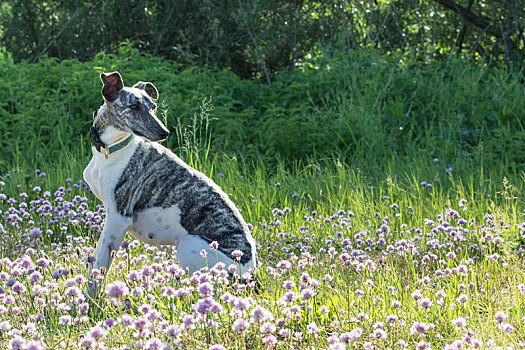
{"left": 232, "top": 318, "right": 250, "bottom": 333}
{"left": 410, "top": 321, "right": 430, "bottom": 334}
{"left": 105, "top": 280, "right": 129, "bottom": 300}
{"left": 411, "top": 289, "right": 422, "bottom": 301}
{"left": 250, "top": 305, "right": 273, "bottom": 323}
{"left": 231, "top": 250, "right": 244, "bottom": 261}
{"left": 420, "top": 297, "right": 432, "bottom": 310}
{"left": 452, "top": 317, "right": 467, "bottom": 329}
{"left": 340, "top": 327, "right": 362, "bottom": 343}
{"left": 208, "top": 345, "right": 227, "bottom": 350}
{"left": 495, "top": 310, "right": 507, "bottom": 323}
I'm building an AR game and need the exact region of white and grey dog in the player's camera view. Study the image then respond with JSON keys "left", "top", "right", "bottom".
{"left": 83, "top": 72, "right": 257, "bottom": 288}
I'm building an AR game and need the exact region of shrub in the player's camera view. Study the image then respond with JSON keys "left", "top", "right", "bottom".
{"left": 0, "top": 45, "right": 523, "bottom": 174}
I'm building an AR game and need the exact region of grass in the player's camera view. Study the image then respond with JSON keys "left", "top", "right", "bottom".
{"left": 0, "top": 143, "right": 524, "bottom": 348}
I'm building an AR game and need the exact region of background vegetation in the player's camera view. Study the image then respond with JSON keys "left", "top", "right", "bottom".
{"left": 0, "top": 0, "right": 523, "bottom": 80}
{"left": 0, "top": 44, "right": 524, "bottom": 177}
{"left": 0, "top": 0, "right": 523, "bottom": 178}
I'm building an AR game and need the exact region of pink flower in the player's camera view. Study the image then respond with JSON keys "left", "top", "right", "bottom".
{"left": 182, "top": 314, "right": 196, "bottom": 331}
{"left": 197, "top": 282, "right": 214, "bottom": 298}
{"left": 340, "top": 328, "right": 362, "bottom": 343}
{"left": 328, "top": 342, "right": 346, "bottom": 350}
{"left": 300, "top": 288, "right": 316, "bottom": 299}
{"left": 165, "top": 324, "right": 181, "bottom": 339}
{"left": 88, "top": 325, "right": 107, "bottom": 341}
{"left": 105, "top": 280, "right": 129, "bottom": 300}
{"left": 58, "top": 315, "right": 72, "bottom": 325}
{"left": 209, "top": 241, "right": 219, "bottom": 251}
{"left": 416, "top": 341, "right": 430, "bottom": 350}
{"left": 11, "top": 281, "right": 26, "bottom": 295}
{"left": 260, "top": 322, "right": 276, "bottom": 334}
{"left": 209, "top": 345, "right": 226, "bottom": 350}
{"left": 196, "top": 297, "right": 216, "bottom": 315}
{"left": 306, "top": 322, "right": 320, "bottom": 334}
{"left": 386, "top": 315, "right": 398, "bottom": 323}
{"left": 250, "top": 305, "right": 273, "bottom": 323}
{"left": 410, "top": 322, "right": 430, "bottom": 334}
{"left": 420, "top": 298, "right": 432, "bottom": 310}
{"left": 495, "top": 310, "right": 507, "bottom": 323}
{"left": 501, "top": 322, "right": 514, "bottom": 334}
{"left": 231, "top": 250, "right": 244, "bottom": 261}
{"left": 29, "top": 271, "right": 43, "bottom": 284}
{"left": 0, "top": 320, "right": 12, "bottom": 331}
{"left": 144, "top": 337, "right": 165, "bottom": 350}
{"left": 65, "top": 286, "right": 81, "bottom": 297}
{"left": 232, "top": 318, "right": 250, "bottom": 333}
{"left": 9, "top": 335, "right": 27, "bottom": 350}
{"left": 457, "top": 294, "right": 468, "bottom": 304}
{"left": 26, "top": 340, "right": 44, "bottom": 350}
{"left": 452, "top": 317, "right": 467, "bottom": 329}
{"left": 233, "top": 297, "right": 253, "bottom": 311}
{"left": 411, "top": 289, "right": 422, "bottom": 301}
{"left": 262, "top": 335, "right": 277, "bottom": 346}
{"left": 371, "top": 328, "right": 387, "bottom": 339}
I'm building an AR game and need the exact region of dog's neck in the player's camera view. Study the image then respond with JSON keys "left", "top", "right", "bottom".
{"left": 97, "top": 125, "right": 131, "bottom": 146}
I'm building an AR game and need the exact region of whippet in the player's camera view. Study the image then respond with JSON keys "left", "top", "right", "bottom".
{"left": 83, "top": 72, "right": 257, "bottom": 291}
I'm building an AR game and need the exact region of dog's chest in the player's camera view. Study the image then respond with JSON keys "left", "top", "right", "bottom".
{"left": 83, "top": 142, "right": 138, "bottom": 205}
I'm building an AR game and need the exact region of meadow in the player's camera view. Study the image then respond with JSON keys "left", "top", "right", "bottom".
{"left": 0, "top": 46, "right": 525, "bottom": 349}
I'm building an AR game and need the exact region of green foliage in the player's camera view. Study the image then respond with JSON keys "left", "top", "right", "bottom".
{"left": 1, "top": 46, "right": 524, "bottom": 177}
{"left": 0, "top": 0, "right": 522, "bottom": 79}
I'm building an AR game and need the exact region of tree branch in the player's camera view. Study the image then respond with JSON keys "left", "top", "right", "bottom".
{"left": 237, "top": 0, "right": 272, "bottom": 86}
{"left": 32, "top": 10, "right": 79, "bottom": 63}
{"left": 432, "top": 0, "right": 502, "bottom": 39}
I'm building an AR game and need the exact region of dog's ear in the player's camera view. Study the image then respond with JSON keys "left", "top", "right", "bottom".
{"left": 133, "top": 82, "right": 159, "bottom": 100}
{"left": 100, "top": 72, "right": 124, "bottom": 101}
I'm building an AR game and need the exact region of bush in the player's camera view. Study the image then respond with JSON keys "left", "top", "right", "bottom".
{"left": 0, "top": 45, "right": 523, "bottom": 173}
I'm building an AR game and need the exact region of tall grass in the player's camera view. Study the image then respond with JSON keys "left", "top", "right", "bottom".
{"left": 1, "top": 44, "right": 524, "bottom": 175}
{"left": 1, "top": 142, "right": 524, "bottom": 348}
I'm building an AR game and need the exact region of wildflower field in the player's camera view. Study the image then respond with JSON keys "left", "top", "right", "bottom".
{"left": 1, "top": 152, "right": 525, "bottom": 349}
{"left": 1, "top": 48, "right": 525, "bottom": 349}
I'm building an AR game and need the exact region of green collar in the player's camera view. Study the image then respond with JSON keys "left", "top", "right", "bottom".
{"left": 97, "top": 133, "right": 134, "bottom": 159}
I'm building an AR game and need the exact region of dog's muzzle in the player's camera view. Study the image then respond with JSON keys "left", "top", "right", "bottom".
{"left": 90, "top": 126, "right": 106, "bottom": 153}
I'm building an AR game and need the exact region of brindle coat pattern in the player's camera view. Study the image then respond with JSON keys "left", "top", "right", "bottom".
{"left": 114, "top": 142, "right": 253, "bottom": 265}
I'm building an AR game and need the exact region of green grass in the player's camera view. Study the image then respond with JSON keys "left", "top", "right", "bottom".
{"left": 1, "top": 148, "right": 525, "bottom": 348}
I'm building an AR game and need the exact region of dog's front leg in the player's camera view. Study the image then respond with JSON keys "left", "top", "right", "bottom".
{"left": 87, "top": 214, "right": 130, "bottom": 298}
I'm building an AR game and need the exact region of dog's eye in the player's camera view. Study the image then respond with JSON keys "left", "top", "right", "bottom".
{"left": 130, "top": 104, "right": 139, "bottom": 110}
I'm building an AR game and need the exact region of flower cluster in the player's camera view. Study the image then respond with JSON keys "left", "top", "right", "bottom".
{"left": 0, "top": 172, "right": 522, "bottom": 349}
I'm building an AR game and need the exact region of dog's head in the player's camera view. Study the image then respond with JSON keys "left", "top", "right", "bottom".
{"left": 96, "top": 72, "right": 169, "bottom": 142}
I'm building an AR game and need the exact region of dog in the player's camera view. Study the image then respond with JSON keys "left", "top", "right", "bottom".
{"left": 83, "top": 72, "right": 257, "bottom": 292}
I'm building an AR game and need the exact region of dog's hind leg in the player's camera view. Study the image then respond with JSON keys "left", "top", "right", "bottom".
{"left": 87, "top": 214, "right": 131, "bottom": 297}
{"left": 176, "top": 235, "right": 237, "bottom": 276}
